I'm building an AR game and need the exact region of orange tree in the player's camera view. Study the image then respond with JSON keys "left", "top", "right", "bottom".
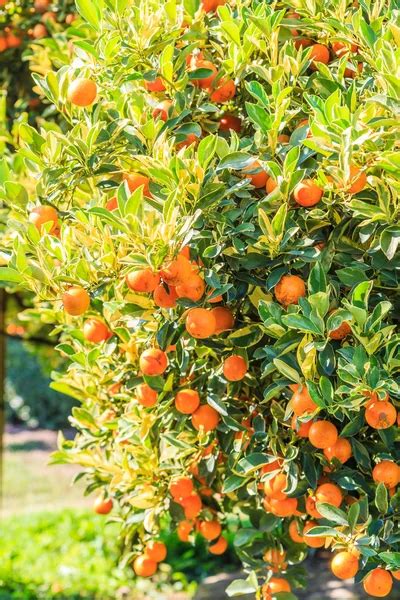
{"left": 1, "top": 0, "right": 400, "bottom": 597}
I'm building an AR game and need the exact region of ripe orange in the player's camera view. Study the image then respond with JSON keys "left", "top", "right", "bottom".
{"left": 344, "top": 63, "right": 363, "bottom": 78}
{"left": 139, "top": 348, "right": 168, "bottom": 376}
{"left": 210, "top": 79, "right": 236, "bottom": 103}
{"left": 242, "top": 160, "right": 268, "bottom": 188}
{"left": 209, "top": 535, "right": 228, "bottom": 554}
{"left": 291, "top": 415, "right": 313, "bottom": 437}
{"left": 185, "top": 308, "right": 216, "bottom": 339}
{"left": 316, "top": 482, "right": 343, "bottom": 507}
{"left": 261, "top": 459, "right": 283, "bottom": 475}
{"left": 345, "top": 165, "right": 367, "bottom": 194}
{"left": 201, "top": 0, "right": 226, "bottom": 11}
{"left": 0, "top": 35, "right": 7, "bottom": 53}
{"left": 223, "top": 355, "right": 247, "bottom": 382}
{"left": 83, "top": 318, "right": 111, "bottom": 343}
{"left": 34, "top": 0, "right": 50, "bottom": 12}
{"left": 192, "top": 404, "right": 220, "bottom": 432}
{"left": 62, "top": 286, "right": 90, "bottom": 316}
{"left": 176, "top": 133, "right": 199, "bottom": 150}
{"left": 291, "top": 384, "right": 318, "bottom": 416}
{"left": 303, "top": 521, "right": 325, "bottom": 547}
{"left": 293, "top": 179, "right": 323, "bottom": 207}
{"left": 93, "top": 496, "right": 113, "bottom": 514}
{"left": 65, "top": 13, "right": 76, "bottom": 24}
{"left": 170, "top": 477, "right": 193, "bottom": 500}
{"left": 145, "top": 77, "right": 166, "bottom": 92}
{"left": 29, "top": 205, "right": 58, "bottom": 233}
{"left": 309, "top": 44, "right": 330, "bottom": 68}
{"left": 6, "top": 31, "right": 22, "bottom": 48}
{"left": 211, "top": 307, "right": 235, "bottom": 334}
{"left": 177, "top": 520, "right": 193, "bottom": 541}
{"left": 133, "top": 554, "right": 157, "bottom": 577}
{"left": 329, "top": 319, "right": 352, "bottom": 340}
{"left": 363, "top": 568, "right": 393, "bottom": 597}
{"left": 106, "top": 196, "right": 118, "bottom": 211}
{"left": 175, "top": 389, "right": 201, "bottom": 414}
{"left": 267, "top": 497, "right": 298, "bottom": 517}
{"left": 278, "top": 134, "right": 290, "bottom": 143}
{"left": 264, "top": 473, "right": 288, "bottom": 500}
{"left": 136, "top": 383, "right": 158, "bottom": 408}
{"left": 181, "top": 493, "right": 202, "bottom": 519}
{"left": 372, "top": 461, "right": 400, "bottom": 489}
{"left": 289, "top": 519, "right": 304, "bottom": 543}
{"left": 145, "top": 541, "right": 167, "bottom": 562}
{"left": 365, "top": 399, "right": 397, "bottom": 429}
{"left": 67, "top": 78, "right": 97, "bottom": 107}
{"left": 126, "top": 269, "right": 160, "bottom": 293}
{"left": 391, "top": 570, "right": 400, "bottom": 581}
{"left": 331, "top": 551, "right": 359, "bottom": 579}
{"left": 263, "top": 577, "right": 291, "bottom": 597}
{"left": 199, "top": 520, "right": 222, "bottom": 540}
{"left": 308, "top": 420, "right": 338, "bottom": 449}
{"left": 123, "top": 173, "right": 151, "bottom": 197}
{"left": 219, "top": 114, "right": 241, "bottom": 133}
{"left": 32, "top": 23, "right": 47, "bottom": 39}
{"left": 263, "top": 548, "right": 288, "bottom": 572}
{"left": 305, "top": 495, "right": 321, "bottom": 519}
{"left": 323, "top": 438, "right": 352, "bottom": 464}
{"left": 153, "top": 284, "right": 178, "bottom": 308}
{"left": 266, "top": 177, "right": 278, "bottom": 194}
{"left": 160, "top": 254, "right": 194, "bottom": 286}
{"left": 332, "top": 41, "right": 358, "bottom": 56}
{"left": 176, "top": 274, "right": 205, "bottom": 301}
{"left": 190, "top": 59, "right": 218, "bottom": 89}
{"left": 275, "top": 274, "right": 306, "bottom": 306}
{"left": 152, "top": 99, "right": 173, "bottom": 121}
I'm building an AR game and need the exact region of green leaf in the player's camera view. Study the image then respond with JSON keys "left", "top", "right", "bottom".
{"left": 273, "top": 359, "right": 301, "bottom": 383}
{"left": 226, "top": 578, "right": 257, "bottom": 597}
{"left": 217, "top": 152, "right": 253, "bottom": 171}
{"left": 75, "top": 0, "right": 102, "bottom": 28}
{"left": 375, "top": 483, "right": 388, "bottom": 514}
{"left": 222, "top": 475, "right": 246, "bottom": 493}
{"left": 315, "top": 503, "right": 348, "bottom": 525}
{"left": 0, "top": 267, "right": 23, "bottom": 284}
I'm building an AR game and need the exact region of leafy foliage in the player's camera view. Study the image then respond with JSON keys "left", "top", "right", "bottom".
{"left": 1, "top": 0, "right": 400, "bottom": 597}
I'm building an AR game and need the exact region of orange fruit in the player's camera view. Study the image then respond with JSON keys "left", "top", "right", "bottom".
{"left": 365, "top": 400, "right": 397, "bottom": 429}
{"left": 65, "top": 13, "right": 76, "bottom": 24}
{"left": 209, "top": 535, "right": 228, "bottom": 554}
{"left": 199, "top": 520, "right": 222, "bottom": 540}
{"left": 316, "top": 482, "right": 343, "bottom": 507}
{"left": 176, "top": 274, "right": 205, "bottom": 301}
{"left": 170, "top": 477, "right": 193, "bottom": 500}
{"left": 344, "top": 63, "right": 363, "bottom": 78}
{"left": 67, "top": 78, "right": 97, "bottom": 107}
{"left": 145, "top": 77, "right": 166, "bottom": 92}
{"left": 332, "top": 41, "right": 358, "bottom": 56}
{"left": 331, "top": 551, "right": 359, "bottom": 579}
{"left": 275, "top": 274, "right": 306, "bottom": 306}
{"left": 0, "top": 35, "right": 8, "bottom": 53}
{"left": 303, "top": 521, "right": 325, "bottom": 547}
{"left": 291, "top": 415, "right": 313, "bottom": 437}
{"left": 211, "top": 307, "right": 235, "bottom": 334}
{"left": 29, "top": 205, "right": 58, "bottom": 233}
{"left": 176, "top": 133, "right": 199, "bottom": 150}
{"left": 309, "top": 44, "right": 330, "bottom": 68}
{"left": 62, "top": 286, "right": 90, "bottom": 316}
{"left": 152, "top": 99, "right": 173, "bottom": 121}
{"left": 153, "top": 284, "right": 178, "bottom": 308}
{"left": 264, "top": 473, "right": 288, "bottom": 500}
{"left": 308, "top": 420, "right": 338, "bottom": 449}
{"left": 345, "top": 165, "right": 367, "bottom": 194}
{"left": 34, "top": 0, "right": 50, "bottom": 12}
{"left": 267, "top": 497, "right": 298, "bottom": 517}
{"left": 372, "top": 460, "right": 400, "bottom": 488}
{"left": 201, "top": 0, "right": 226, "bottom": 12}
{"left": 391, "top": 570, "right": 400, "bottom": 581}
{"left": 293, "top": 179, "right": 323, "bottom": 207}
{"left": 210, "top": 79, "right": 236, "bottom": 103}
{"left": 190, "top": 59, "right": 218, "bottom": 89}
{"left": 177, "top": 520, "right": 193, "bottom": 542}
{"left": 175, "top": 389, "right": 201, "bottom": 414}
{"left": 323, "top": 438, "right": 352, "bottom": 464}
{"left": 145, "top": 541, "right": 167, "bottom": 562}
{"left": 278, "top": 134, "right": 290, "bottom": 143}
{"left": 223, "top": 355, "right": 247, "bottom": 382}
{"left": 261, "top": 459, "right": 283, "bottom": 475}
{"left": 329, "top": 319, "right": 352, "bottom": 340}
{"left": 219, "top": 114, "right": 241, "bottom": 133}
{"left": 363, "top": 568, "right": 393, "bottom": 597}
{"left": 133, "top": 554, "right": 157, "bottom": 577}
{"left": 123, "top": 173, "right": 151, "bottom": 197}
{"left": 266, "top": 177, "right": 278, "bottom": 194}
{"left": 263, "top": 577, "right": 291, "bottom": 597}
{"left": 291, "top": 384, "right": 318, "bottom": 416}
{"left": 126, "top": 269, "right": 160, "bottom": 293}
{"left": 305, "top": 495, "right": 321, "bottom": 519}
{"left": 136, "top": 383, "right": 158, "bottom": 408}
{"left": 83, "top": 318, "right": 111, "bottom": 343}
{"left": 263, "top": 548, "right": 288, "bottom": 572}
{"left": 6, "top": 31, "right": 22, "bottom": 47}
{"left": 106, "top": 196, "right": 118, "bottom": 211}
{"left": 139, "top": 348, "right": 168, "bottom": 376}
{"left": 192, "top": 404, "right": 220, "bottom": 432}
{"left": 181, "top": 493, "right": 202, "bottom": 519}
{"left": 242, "top": 160, "right": 268, "bottom": 188}
{"left": 160, "top": 255, "right": 194, "bottom": 286}
{"left": 32, "top": 23, "right": 47, "bottom": 39}
{"left": 93, "top": 496, "right": 113, "bottom": 514}
{"left": 289, "top": 519, "right": 304, "bottom": 543}
{"left": 185, "top": 308, "right": 216, "bottom": 339}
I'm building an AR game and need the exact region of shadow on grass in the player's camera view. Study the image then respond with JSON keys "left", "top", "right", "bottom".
{"left": 6, "top": 440, "right": 52, "bottom": 452}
